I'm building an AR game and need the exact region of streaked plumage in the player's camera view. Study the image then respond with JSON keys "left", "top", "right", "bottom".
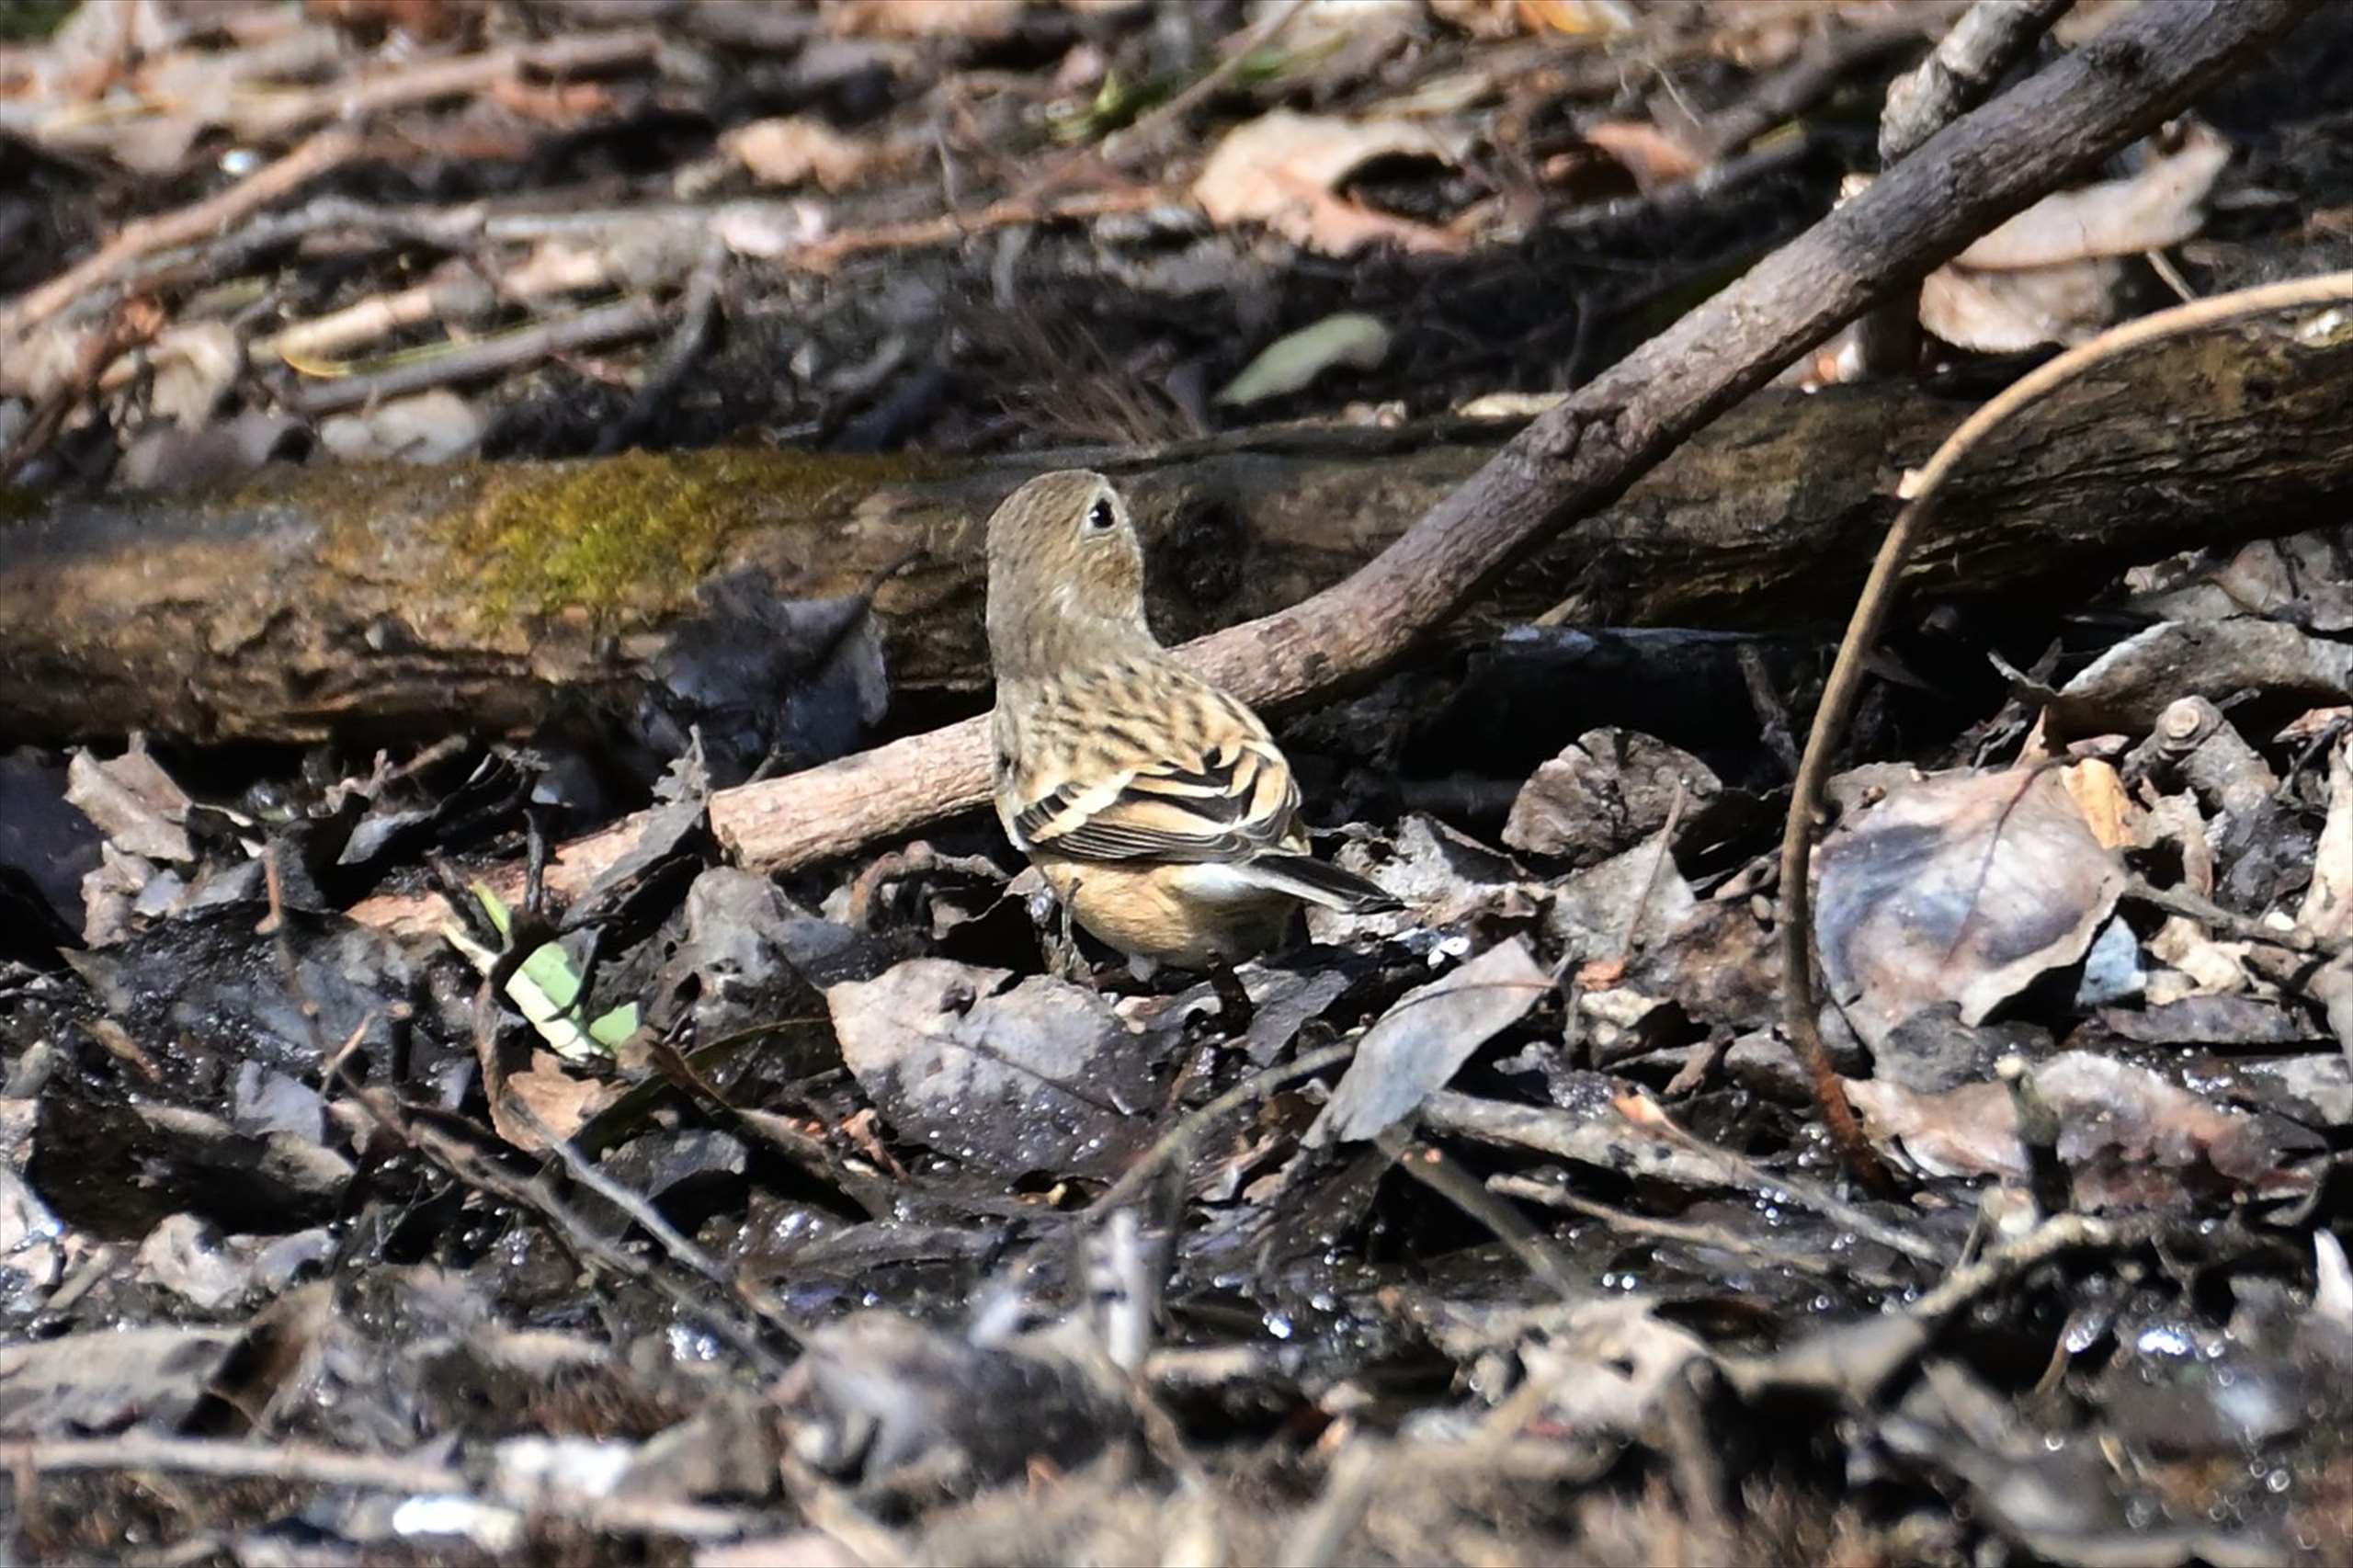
{"left": 985, "top": 470, "right": 1397, "bottom": 969}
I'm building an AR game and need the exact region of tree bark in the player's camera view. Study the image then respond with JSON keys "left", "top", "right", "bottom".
{"left": 7, "top": 316, "right": 2351, "bottom": 752}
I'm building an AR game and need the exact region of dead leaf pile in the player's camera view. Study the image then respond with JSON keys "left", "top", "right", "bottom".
{"left": 1192, "top": 109, "right": 1474, "bottom": 256}
{"left": 6, "top": 3, "right": 2353, "bottom": 1564}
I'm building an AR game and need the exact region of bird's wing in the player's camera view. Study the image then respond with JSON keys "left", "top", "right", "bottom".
{"left": 1010, "top": 733, "right": 1302, "bottom": 864}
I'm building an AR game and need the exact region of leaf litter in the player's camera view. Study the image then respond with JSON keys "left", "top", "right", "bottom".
{"left": 6, "top": 1, "right": 2353, "bottom": 1563}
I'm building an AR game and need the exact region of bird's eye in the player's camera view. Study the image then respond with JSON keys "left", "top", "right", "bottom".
{"left": 1086, "top": 496, "right": 1116, "bottom": 532}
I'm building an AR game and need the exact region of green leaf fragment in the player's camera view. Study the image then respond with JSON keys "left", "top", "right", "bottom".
{"left": 1215, "top": 312, "right": 1393, "bottom": 406}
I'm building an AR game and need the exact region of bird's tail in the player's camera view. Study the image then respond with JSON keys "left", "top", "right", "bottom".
{"left": 1241, "top": 853, "right": 1401, "bottom": 914}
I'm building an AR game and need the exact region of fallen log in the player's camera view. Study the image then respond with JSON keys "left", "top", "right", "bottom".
{"left": 335, "top": 0, "right": 2317, "bottom": 937}
{"left": 8, "top": 317, "right": 2353, "bottom": 752}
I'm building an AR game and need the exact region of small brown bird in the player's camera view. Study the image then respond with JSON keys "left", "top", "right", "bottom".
{"left": 986, "top": 470, "right": 1398, "bottom": 971}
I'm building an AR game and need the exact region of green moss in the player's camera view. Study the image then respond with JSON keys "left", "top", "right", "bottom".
{"left": 0, "top": 0, "right": 74, "bottom": 42}
{"left": 444, "top": 448, "right": 936, "bottom": 620}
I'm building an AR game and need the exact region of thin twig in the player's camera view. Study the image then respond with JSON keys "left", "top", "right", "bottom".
{"left": 1006, "top": 0, "right": 1306, "bottom": 206}
{"left": 1881, "top": 0, "right": 2076, "bottom": 164}
{"left": 0, "top": 1434, "right": 766, "bottom": 1540}
{"left": 256, "top": 272, "right": 498, "bottom": 369}
{"left": 2124, "top": 872, "right": 2347, "bottom": 957}
{"left": 1486, "top": 1173, "right": 1870, "bottom": 1279}
{"left": 1378, "top": 1129, "right": 1583, "bottom": 1298}
{"left": 0, "top": 297, "right": 158, "bottom": 476}
{"left": 1279, "top": 1441, "right": 1388, "bottom": 1568}
{"left": 1417, "top": 1090, "right": 1730, "bottom": 1192}
{"left": 1739, "top": 643, "right": 1803, "bottom": 777}
{"left": 1859, "top": 0, "right": 2076, "bottom": 375}
{"left": 498, "top": 1085, "right": 810, "bottom": 1350}
{"left": 594, "top": 240, "right": 725, "bottom": 455}
{"left": 233, "top": 30, "right": 661, "bottom": 142}
{"left": 1552, "top": 132, "right": 1818, "bottom": 240}
{"left": 2145, "top": 247, "right": 2199, "bottom": 302}
{"left": 330, "top": 1050, "right": 795, "bottom": 1378}
{"left": 1617, "top": 1092, "right": 1953, "bottom": 1266}
{"left": 1779, "top": 269, "right": 2353, "bottom": 1193}
{"left": 1105, "top": 0, "right": 1307, "bottom": 166}
{"left": 1617, "top": 778, "right": 1687, "bottom": 960}
{"left": 1, "top": 127, "right": 360, "bottom": 339}
{"left": 1908, "top": 1210, "right": 2135, "bottom": 1323}
{"left": 976, "top": 1040, "right": 1359, "bottom": 1330}
{"left": 1722, "top": 1210, "right": 2153, "bottom": 1407}
{"left": 502, "top": 1095, "right": 730, "bottom": 1287}
{"left": 0, "top": 1434, "right": 457, "bottom": 1494}
{"left": 1691, "top": 19, "right": 1927, "bottom": 161}
{"left": 1085, "top": 1040, "right": 1358, "bottom": 1221}
{"left": 286, "top": 295, "right": 667, "bottom": 415}
{"left": 791, "top": 187, "right": 1170, "bottom": 273}
{"left": 130, "top": 196, "right": 498, "bottom": 291}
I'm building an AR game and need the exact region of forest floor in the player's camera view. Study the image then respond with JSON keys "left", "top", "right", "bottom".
{"left": 7, "top": 1, "right": 2353, "bottom": 1562}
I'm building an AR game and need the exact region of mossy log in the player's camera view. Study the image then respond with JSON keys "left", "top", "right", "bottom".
{"left": 5, "top": 319, "right": 2353, "bottom": 750}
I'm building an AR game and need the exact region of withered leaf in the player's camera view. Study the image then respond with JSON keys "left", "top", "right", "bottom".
{"left": 1815, "top": 767, "right": 2124, "bottom": 1054}
{"left": 826, "top": 959, "right": 1156, "bottom": 1181}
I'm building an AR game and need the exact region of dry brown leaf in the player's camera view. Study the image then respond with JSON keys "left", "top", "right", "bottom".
{"left": 825, "top": 959, "right": 1156, "bottom": 1181}
{"left": 2300, "top": 736, "right": 2353, "bottom": 942}
{"left": 724, "top": 116, "right": 881, "bottom": 192}
{"left": 1518, "top": 0, "right": 1635, "bottom": 36}
{"left": 318, "top": 388, "right": 482, "bottom": 463}
{"left": 2129, "top": 530, "right": 2353, "bottom": 632}
{"left": 1580, "top": 120, "right": 1704, "bottom": 188}
{"left": 1505, "top": 728, "right": 1720, "bottom": 866}
{"left": 1814, "top": 767, "right": 2126, "bottom": 1052}
{"left": 1051, "top": 40, "right": 1108, "bottom": 92}
{"left": 23, "top": 0, "right": 180, "bottom": 103}
{"left": 0, "top": 318, "right": 101, "bottom": 403}
{"left": 712, "top": 199, "right": 828, "bottom": 259}
{"left": 488, "top": 74, "right": 617, "bottom": 124}
{"left": 145, "top": 322, "right": 242, "bottom": 426}
{"left": 305, "top": 0, "right": 479, "bottom": 43}
{"left": 1919, "top": 125, "right": 2231, "bottom": 351}
{"left": 2135, "top": 790, "right": 2216, "bottom": 900}
{"left": 2279, "top": 707, "right": 2353, "bottom": 744}
{"left": 1308, "top": 813, "right": 1544, "bottom": 945}
{"left": 1843, "top": 1051, "right": 2313, "bottom": 1208}
{"left": 494, "top": 1057, "right": 609, "bottom": 1153}
{"left": 1919, "top": 257, "right": 2121, "bottom": 353}
{"left": 822, "top": 0, "right": 1024, "bottom": 40}
{"left": 1954, "top": 124, "right": 2231, "bottom": 271}
{"left": 1547, "top": 831, "right": 1700, "bottom": 965}
{"left": 65, "top": 740, "right": 193, "bottom": 864}
{"left": 2063, "top": 758, "right": 2135, "bottom": 851}
{"left": 2146, "top": 915, "right": 2256, "bottom": 1002}
{"left": 1306, "top": 937, "right": 1549, "bottom": 1145}
{"left": 1263, "top": 0, "right": 1422, "bottom": 92}
{"left": 25, "top": 13, "right": 340, "bottom": 171}
{"left": 1513, "top": 1299, "right": 1707, "bottom": 1437}
{"left": 1192, "top": 109, "right": 1470, "bottom": 256}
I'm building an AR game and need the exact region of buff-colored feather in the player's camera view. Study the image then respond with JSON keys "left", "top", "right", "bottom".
{"left": 984, "top": 470, "right": 1396, "bottom": 969}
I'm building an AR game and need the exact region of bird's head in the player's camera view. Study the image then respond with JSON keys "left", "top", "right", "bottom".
{"left": 984, "top": 469, "right": 1153, "bottom": 677}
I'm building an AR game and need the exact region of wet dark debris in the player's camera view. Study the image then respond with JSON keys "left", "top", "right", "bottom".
{"left": 7, "top": 1, "right": 2353, "bottom": 1563}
